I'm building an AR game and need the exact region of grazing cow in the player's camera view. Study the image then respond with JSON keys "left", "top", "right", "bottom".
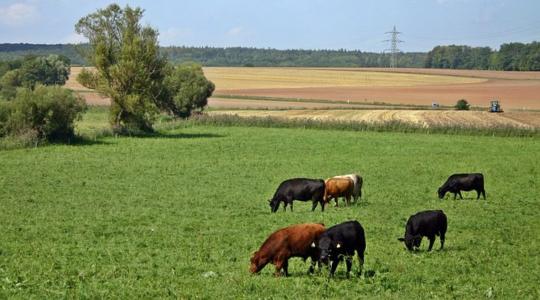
{"left": 268, "top": 178, "right": 326, "bottom": 212}
{"left": 333, "top": 174, "right": 363, "bottom": 202}
{"left": 314, "top": 220, "right": 366, "bottom": 277}
{"left": 250, "top": 223, "right": 325, "bottom": 276}
{"left": 324, "top": 177, "right": 354, "bottom": 207}
{"left": 398, "top": 210, "right": 447, "bottom": 251}
{"left": 438, "top": 173, "right": 486, "bottom": 200}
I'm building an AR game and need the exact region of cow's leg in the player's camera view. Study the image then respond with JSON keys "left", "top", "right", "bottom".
{"left": 427, "top": 236, "right": 435, "bottom": 251}
{"left": 440, "top": 231, "right": 445, "bottom": 250}
{"left": 345, "top": 256, "right": 352, "bottom": 278}
{"left": 458, "top": 191, "right": 463, "bottom": 199}
{"left": 476, "top": 189, "right": 481, "bottom": 200}
{"left": 311, "top": 200, "right": 318, "bottom": 211}
{"left": 289, "top": 200, "right": 293, "bottom": 212}
{"left": 453, "top": 192, "right": 457, "bottom": 200}
{"left": 334, "top": 196, "right": 339, "bottom": 207}
{"left": 357, "top": 250, "right": 364, "bottom": 276}
{"left": 329, "top": 258, "right": 339, "bottom": 277}
{"left": 346, "top": 194, "right": 351, "bottom": 206}
{"left": 308, "top": 256, "right": 317, "bottom": 274}
{"left": 283, "top": 260, "right": 289, "bottom": 277}
{"left": 482, "top": 189, "right": 486, "bottom": 199}
{"left": 274, "top": 259, "right": 284, "bottom": 276}
{"left": 283, "top": 201, "right": 287, "bottom": 211}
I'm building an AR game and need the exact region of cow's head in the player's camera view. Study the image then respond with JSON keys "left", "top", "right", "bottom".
{"left": 316, "top": 236, "right": 342, "bottom": 264}
{"left": 437, "top": 187, "right": 446, "bottom": 199}
{"left": 249, "top": 252, "right": 262, "bottom": 274}
{"left": 269, "top": 198, "right": 280, "bottom": 213}
{"left": 398, "top": 234, "right": 421, "bottom": 251}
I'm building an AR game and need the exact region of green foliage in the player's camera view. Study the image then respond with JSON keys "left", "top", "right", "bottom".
{"left": 0, "top": 119, "right": 538, "bottom": 298}
{"left": 18, "top": 55, "right": 71, "bottom": 89}
{"left": 425, "top": 42, "right": 540, "bottom": 71}
{"left": 163, "top": 63, "right": 215, "bottom": 118}
{"left": 1, "top": 85, "right": 86, "bottom": 143}
{"left": 455, "top": 99, "right": 470, "bottom": 111}
{"left": 0, "top": 55, "right": 71, "bottom": 100}
{"left": 0, "top": 43, "right": 87, "bottom": 65}
{"left": 0, "top": 44, "right": 428, "bottom": 68}
{"left": 75, "top": 4, "right": 168, "bottom": 132}
{"left": 75, "top": 67, "right": 98, "bottom": 89}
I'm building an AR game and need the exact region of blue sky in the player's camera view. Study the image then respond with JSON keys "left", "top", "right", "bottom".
{"left": 0, "top": 0, "right": 539, "bottom": 52}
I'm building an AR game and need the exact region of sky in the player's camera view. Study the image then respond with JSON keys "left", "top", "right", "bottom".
{"left": 0, "top": 0, "right": 539, "bottom": 52}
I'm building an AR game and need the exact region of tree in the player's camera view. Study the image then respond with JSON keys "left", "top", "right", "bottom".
{"left": 163, "top": 63, "right": 215, "bottom": 118}
{"left": 0, "top": 55, "right": 70, "bottom": 100}
{"left": 455, "top": 99, "right": 470, "bottom": 111}
{"left": 19, "top": 55, "right": 71, "bottom": 89}
{"left": 75, "top": 4, "right": 168, "bottom": 132}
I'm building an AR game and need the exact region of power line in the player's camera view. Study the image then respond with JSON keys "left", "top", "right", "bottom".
{"left": 384, "top": 25, "right": 403, "bottom": 68}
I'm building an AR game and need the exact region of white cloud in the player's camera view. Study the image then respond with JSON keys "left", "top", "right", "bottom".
{"left": 226, "top": 26, "right": 243, "bottom": 36}
{"left": 0, "top": 3, "right": 39, "bottom": 26}
{"left": 62, "top": 32, "right": 87, "bottom": 44}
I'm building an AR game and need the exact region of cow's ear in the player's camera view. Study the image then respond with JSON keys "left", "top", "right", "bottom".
{"left": 311, "top": 242, "right": 316, "bottom": 248}
{"left": 397, "top": 238, "right": 405, "bottom": 242}
{"left": 336, "top": 243, "right": 341, "bottom": 249}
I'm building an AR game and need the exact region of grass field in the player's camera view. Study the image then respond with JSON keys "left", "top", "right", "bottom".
{"left": 1, "top": 109, "right": 539, "bottom": 298}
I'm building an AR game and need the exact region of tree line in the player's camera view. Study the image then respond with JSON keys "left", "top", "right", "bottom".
{"left": 425, "top": 42, "right": 540, "bottom": 71}
{"left": 0, "top": 44, "right": 427, "bottom": 68}
{"left": 2, "top": 42, "right": 538, "bottom": 70}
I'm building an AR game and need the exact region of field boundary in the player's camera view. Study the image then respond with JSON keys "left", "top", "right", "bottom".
{"left": 163, "top": 113, "right": 539, "bottom": 138}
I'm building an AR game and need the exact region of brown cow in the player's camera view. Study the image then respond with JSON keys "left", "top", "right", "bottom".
{"left": 250, "top": 223, "right": 325, "bottom": 276}
{"left": 324, "top": 177, "right": 354, "bottom": 207}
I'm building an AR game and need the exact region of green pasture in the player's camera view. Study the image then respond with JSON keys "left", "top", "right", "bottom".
{"left": 0, "top": 108, "right": 539, "bottom": 298}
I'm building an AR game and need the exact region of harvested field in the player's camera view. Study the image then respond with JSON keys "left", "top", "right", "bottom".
{"left": 211, "top": 109, "right": 540, "bottom": 129}
{"left": 204, "top": 67, "right": 540, "bottom": 110}
{"left": 66, "top": 67, "right": 110, "bottom": 105}
{"left": 203, "top": 67, "right": 484, "bottom": 89}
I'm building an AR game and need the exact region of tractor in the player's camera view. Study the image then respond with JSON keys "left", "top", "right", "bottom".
{"left": 489, "top": 100, "right": 503, "bottom": 113}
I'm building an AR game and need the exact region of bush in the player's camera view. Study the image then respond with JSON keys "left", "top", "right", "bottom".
{"left": 76, "top": 68, "right": 98, "bottom": 89}
{"left": 4, "top": 85, "right": 87, "bottom": 142}
{"left": 455, "top": 99, "right": 470, "bottom": 110}
{"left": 163, "top": 63, "right": 215, "bottom": 118}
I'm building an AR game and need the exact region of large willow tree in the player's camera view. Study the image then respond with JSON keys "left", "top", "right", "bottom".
{"left": 76, "top": 4, "right": 168, "bottom": 132}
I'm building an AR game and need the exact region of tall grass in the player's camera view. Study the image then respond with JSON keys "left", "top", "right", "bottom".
{"left": 164, "top": 113, "right": 539, "bottom": 138}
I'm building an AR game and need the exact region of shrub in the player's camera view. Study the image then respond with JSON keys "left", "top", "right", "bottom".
{"left": 5, "top": 85, "right": 87, "bottom": 142}
{"left": 163, "top": 63, "right": 215, "bottom": 118}
{"left": 76, "top": 68, "right": 98, "bottom": 89}
{"left": 455, "top": 99, "right": 470, "bottom": 110}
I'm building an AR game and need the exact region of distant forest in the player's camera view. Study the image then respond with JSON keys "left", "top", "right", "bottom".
{"left": 425, "top": 42, "right": 540, "bottom": 71}
{"left": 0, "top": 42, "right": 538, "bottom": 70}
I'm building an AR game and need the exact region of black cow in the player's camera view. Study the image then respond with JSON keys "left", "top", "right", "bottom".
{"left": 268, "top": 178, "right": 326, "bottom": 212}
{"left": 398, "top": 210, "right": 447, "bottom": 251}
{"left": 438, "top": 173, "right": 486, "bottom": 200}
{"left": 313, "top": 220, "right": 366, "bottom": 277}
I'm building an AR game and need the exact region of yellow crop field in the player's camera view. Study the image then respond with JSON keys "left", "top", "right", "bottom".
{"left": 203, "top": 67, "right": 486, "bottom": 90}
{"left": 210, "top": 109, "right": 540, "bottom": 129}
